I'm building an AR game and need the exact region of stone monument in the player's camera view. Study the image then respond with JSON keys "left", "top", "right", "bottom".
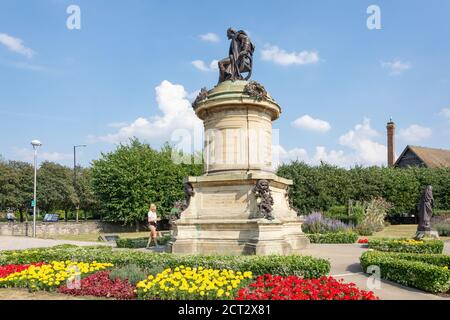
{"left": 414, "top": 185, "right": 439, "bottom": 240}
{"left": 169, "top": 28, "right": 309, "bottom": 255}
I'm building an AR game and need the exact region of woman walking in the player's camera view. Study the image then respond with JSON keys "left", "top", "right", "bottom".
{"left": 146, "top": 203, "right": 159, "bottom": 248}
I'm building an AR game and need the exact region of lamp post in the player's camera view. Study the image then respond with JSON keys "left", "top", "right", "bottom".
{"left": 31, "top": 139, "right": 42, "bottom": 238}
{"left": 73, "top": 144, "right": 87, "bottom": 222}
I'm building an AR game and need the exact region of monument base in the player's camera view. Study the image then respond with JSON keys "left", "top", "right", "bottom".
{"left": 414, "top": 230, "right": 440, "bottom": 240}
{"left": 169, "top": 172, "right": 310, "bottom": 255}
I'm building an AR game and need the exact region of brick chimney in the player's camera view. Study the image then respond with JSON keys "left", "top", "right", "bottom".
{"left": 386, "top": 119, "right": 395, "bottom": 167}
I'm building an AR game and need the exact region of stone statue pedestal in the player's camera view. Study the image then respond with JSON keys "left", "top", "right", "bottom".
{"left": 414, "top": 230, "right": 440, "bottom": 240}
{"left": 169, "top": 80, "right": 309, "bottom": 255}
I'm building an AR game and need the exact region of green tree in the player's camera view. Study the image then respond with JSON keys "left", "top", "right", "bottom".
{"left": 75, "top": 166, "right": 100, "bottom": 220}
{"left": 37, "top": 161, "right": 77, "bottom": 219}
{"left": 91, "top": 138, "right": 202, "bottom": 230}
{"left": 0, "top": 159, "right": 34, "bottom": 222}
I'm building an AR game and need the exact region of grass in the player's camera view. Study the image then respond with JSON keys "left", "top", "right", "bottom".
{"left": 369, "top": 224, "right": 450, "bottom": 242}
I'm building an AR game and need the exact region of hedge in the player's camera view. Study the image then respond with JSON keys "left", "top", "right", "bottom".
{"left": 368, "top": 238, "right": 444, "bottom": 254}
{"left": 0, "top": 246, "right": 330, "bottom": 279}
{"left": 375, "top": 251, "right": 450, "bottom": 267}
{"left": 277, "top": 161, "right": 450, "bottom": 216}
{"left": 360, "top": 250, "right": 450, "bottom": 293}
{"left": 115, "top": 235, "right": 172, "bottom": 248}
{"left": 306, "top": 232, "right": 358, "bottom": 244}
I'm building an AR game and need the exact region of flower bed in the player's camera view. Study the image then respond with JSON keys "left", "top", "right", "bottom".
{"left": 236, "top": 274, "right": 378, "bottom": 300}
{"left": 0, "top": 261, "right": 113, "bottom": 291}
{"left": 358, "top": 238, "right": 369, "bottom": 244}
{"left": 137, "top": 266, "right": 253, "bottom": 300}
{"left": 368, "top": 238, "right": 444, "bottom": 254}
{"left": 0, "top": 263, "right": 44, "bottom": 278}
{"left": 360, "top": 250, "right": 450, "bottom": 293}
{"left": 306, "top": 231, "right": 358, "bottom": 244}
{"left": 0, "top": 246, "right": 330, "bottom": 278}
{"left": 58, "top": 271, "right": 135, "bottom": 300}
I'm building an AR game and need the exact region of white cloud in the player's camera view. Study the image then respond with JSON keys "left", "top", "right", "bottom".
{"left": 12, "top": 147, "right": 71, "bottom": 163}
{"left": 381, "top": 60, "right": 411, "bottom": 75}
{"left": 261, "top": 44, "right": 319, "bottom": 66}
{"left": 292, "top": 115, "right": 331, "bottom": 133}
{"left": 0, "top": 33, "right": 35, "bottom": 58}
{"left": 93, "top": 80, "right": 203, "bottom": 146}
{"left": 399, "top": 124, "right": 432, "bottom": 142}
{"left": 107, "top": 122, "right": 129, "bottom": 128}
{"left": 274, "top": 118, "right": 387, "bottom": 168}
{"left": 199, "top": 32, "right": 220, "bottom": 43}
{"left": 191, "top": 59, "right": 218, "bottom": 72}
{"left": 439, "top": 108, "right": 450, "bottom": 118}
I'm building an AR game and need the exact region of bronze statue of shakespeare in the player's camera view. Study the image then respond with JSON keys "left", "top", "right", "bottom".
{"left": 218, "top": 28, "right": 255, "bottom": 84}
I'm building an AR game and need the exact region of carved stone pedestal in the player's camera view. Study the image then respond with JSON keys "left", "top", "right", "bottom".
{"left": 169, "top": 80, "right": 309, "bottom": 255}
{"left": 170, "top": 172, "right": 309, "bottom": 255}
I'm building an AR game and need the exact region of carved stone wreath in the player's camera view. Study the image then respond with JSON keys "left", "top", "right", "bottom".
{"left": 243, "top": 81, "right": 268, "bottom": 101}
{"left": 252, "top": 179, "right": 275, "bottom": 220}
{"left": 192, "top": 87, "right": 209, "bottom": 109}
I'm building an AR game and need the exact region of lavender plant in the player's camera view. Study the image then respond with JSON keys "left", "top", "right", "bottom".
{"left": 302, "top": 212, "right": 353, "bottom": 234}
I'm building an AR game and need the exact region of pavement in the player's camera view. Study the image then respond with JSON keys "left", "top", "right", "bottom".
{"left": 300, "top": 243, "right": 450, "bottom": 300}
{"left": 0, "top": 236, "right": 449, "bottom": 300}
{"left": 0, "top": 235, "right": 110, "bottom": 251}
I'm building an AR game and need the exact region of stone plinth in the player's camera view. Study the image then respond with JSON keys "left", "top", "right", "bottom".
{"left": 170, "top": 172, "right": 309, "bottom": 255}
{"left": 169, "top": 80, "right": 309, "bottom": 255}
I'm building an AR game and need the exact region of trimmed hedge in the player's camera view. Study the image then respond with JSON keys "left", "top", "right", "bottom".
{"left": 306, "top": 231, "right": 358, "bottom": 244}
{"left": 368, "top": 238, "right": 444, "bottom": 254}
{"left": 0, "top": 246, "right": 330, "bottom": 279}
{"left": 376, "top": 251, "right": 450, "bottom": 267}
{"left": 115, "top": 235, "right": 171, "bottom": 248}
{"left": 360, "top": 250, "right": 450, "bottom": 293}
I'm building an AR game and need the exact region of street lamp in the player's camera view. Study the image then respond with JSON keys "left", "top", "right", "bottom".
{"left": 73, "top": 144, "right": 87, "bottom": 222}
{"left": 31, "top": 139, "right": 42, "bottom": 238}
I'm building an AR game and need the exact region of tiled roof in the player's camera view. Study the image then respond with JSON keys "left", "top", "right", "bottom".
{"left": 398, "top": 146, "right": 450, "bottom": 168}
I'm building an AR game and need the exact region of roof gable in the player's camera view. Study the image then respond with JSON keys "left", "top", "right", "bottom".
{"left": 395, "top": 145, "right": 450, "bottom": 168}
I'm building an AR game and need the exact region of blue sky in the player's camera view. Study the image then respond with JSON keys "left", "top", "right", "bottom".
{"left": 0, "top": 0, "right": 449, "bottom": 168}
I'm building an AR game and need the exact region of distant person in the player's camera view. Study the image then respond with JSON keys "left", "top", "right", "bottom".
{"left": 6, "top": 210, "right": 15, "bottom": 223}
{"left": 146, "top": 203, "right": 160, "bottom": 248}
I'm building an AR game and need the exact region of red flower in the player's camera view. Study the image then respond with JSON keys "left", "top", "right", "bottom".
{"left": 57, "top": 271, "right": 136, "bottom": 300}
{"left": 236, "top": 275, "right": 378, "bottom": 301}
{"left": 358, "top": 238, "right": 369, "bottom": 244}
{"left": 0, "top": 263, "right": 45, "bottom": 278}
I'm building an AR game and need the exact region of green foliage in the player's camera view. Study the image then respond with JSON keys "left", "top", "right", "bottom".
{"left": 91, "top": 139, "right": 202, "bottom": 225}
{"left": 0, "top": 246, "right": 330, "bottom": 279}
{"left": 306, "top": 231, "right": 358, "bottom": 244}
{"left": 0, "top": 160, "right": 34, "bottom": 221}
{"left": 373, "top": 251, "right": 450, "bottom": 267}
{"left": 434, "top": 222, "right": 450, "bottom": 236}
{"left": 109, "top": 264, "right": 148, "bottom": 285}
{"left": 360, "top": 250, "right": 450, "bottom": 293}
{"left": 37, "top": 161, "right": 77, "bottom": 213}
{"left": 115, "top": 235, "right": 172, "bottom": 248}
{"left": 277, "top": 161, "right": 450, "bottom": 216}
{"left": 368, "top": 238, "right": 444, "bottom": 254}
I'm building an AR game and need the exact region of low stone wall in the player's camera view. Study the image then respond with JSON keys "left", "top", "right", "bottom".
{"left": 0, "top": 221, "right": 148, "bottom": 238}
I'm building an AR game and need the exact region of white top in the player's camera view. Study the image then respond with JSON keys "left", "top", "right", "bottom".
{"left": 148, "top": 210, "right": 157, "bottom": 222}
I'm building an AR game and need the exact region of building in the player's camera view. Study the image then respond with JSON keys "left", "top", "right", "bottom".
{"left": 394, "top": 145, "right": 450, "bottom": 168}
{"left": 386, "top": 120, "right": 450, "bottom": 168}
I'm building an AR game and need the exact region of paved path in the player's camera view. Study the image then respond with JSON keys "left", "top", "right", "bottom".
{"left": 300, "top": 243, "right": 450, "bottom": 300}
{"left": 0, "top": 236, "right": 110, "bottom": 251}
